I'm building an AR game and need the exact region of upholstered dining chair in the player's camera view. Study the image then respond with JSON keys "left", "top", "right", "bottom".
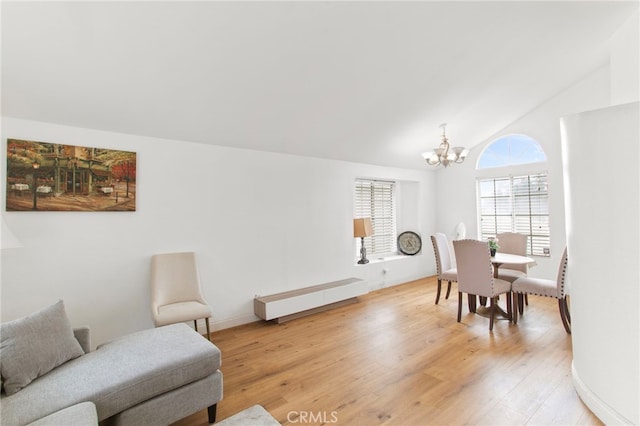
{"left": 430, "top": 233, "right": 458, "bottom": 304}
{"left": 453, "top": 239, "right": 512, "bottom": 331}
{"left": 512, "top": 247, "right": 571, "bottom": 334}
{"left": 496, "top": 232, "right": 530, "bottom": 311}
{"left": 151, "top": 251, "right": 212, "bottom": 341}
{"left": 495, "top": 232, "right": 529, "bottom": 281}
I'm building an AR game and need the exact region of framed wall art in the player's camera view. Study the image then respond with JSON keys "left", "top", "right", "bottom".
{"left": 6, "top": 139, "right": 137, "bottom": 212}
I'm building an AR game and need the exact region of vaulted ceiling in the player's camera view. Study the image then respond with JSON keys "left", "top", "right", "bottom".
{"left": 2, "top": 1, "right": 637, "bottom": 169}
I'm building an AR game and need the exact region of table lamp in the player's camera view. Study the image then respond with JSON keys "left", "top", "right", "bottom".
{"left": 353, "top": 218, "right": 373, "bottom": 264}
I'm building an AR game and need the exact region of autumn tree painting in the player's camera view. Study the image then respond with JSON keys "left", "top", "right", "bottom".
{"left": 5, "top": 139, "right": 137, "bottom": 211}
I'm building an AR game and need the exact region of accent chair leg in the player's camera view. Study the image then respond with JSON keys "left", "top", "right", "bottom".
{"left": 194, "top": 320, "right": 198, "bottom": 332}
{"left": 205, "top": 317, "right": 211, "bottom": 341}
{"left": 445, "top": 281, "right": 452, "bottom": 299}
{"left": 512, "top": 292, "right": 519, "bottom": 324}
{"left": 435, "top": 279, "right": 442, "bottom": 304}
{"left": 506, "top": 292, "right": 513, "bottom": 322}
{"left": 208, "top": 404, "right": 217, "bottom": 424}
{"left": 457, "top": 291, "right": 463, "bottom": 322}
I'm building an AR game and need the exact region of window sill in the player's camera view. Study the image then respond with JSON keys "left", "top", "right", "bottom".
{"left": 354, "top": 253, "right": 417, "bottom": 265}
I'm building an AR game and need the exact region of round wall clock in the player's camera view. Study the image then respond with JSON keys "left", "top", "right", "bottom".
{"left": 398, "top": 231, "right": 422, "bottom": 255}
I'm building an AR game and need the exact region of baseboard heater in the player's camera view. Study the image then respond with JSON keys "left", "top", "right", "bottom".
{"left": 253, "top": 277, "right": 368, "bottom": 323}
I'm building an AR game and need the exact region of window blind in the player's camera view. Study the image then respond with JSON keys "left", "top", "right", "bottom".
{"left": 354, "top": 179, "right": 397, "bottom": 256}
{"left": 478, "top": 173, "right": 550, "bottom": 256}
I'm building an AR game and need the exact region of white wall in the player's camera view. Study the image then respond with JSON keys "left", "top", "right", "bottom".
{"left": 434, "top": 65, "right": 611, "bottom": 279}
{"left": 610, "top": 10, "right": 639, "bottom": 105}
{"left": 1, "top": 117, "right": 436, "bottom": 347}
{"left": 561, "top": 102, "right": 639, "bottom": 425}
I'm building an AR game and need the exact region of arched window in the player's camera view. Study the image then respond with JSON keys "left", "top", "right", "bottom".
{"left": 477, "top": 134, "right": 546, "bottom": 169}
{"left": 476, "top": 134, "right": 550, "bottom": 256}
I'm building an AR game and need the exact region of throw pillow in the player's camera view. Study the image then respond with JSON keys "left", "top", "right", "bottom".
{"left": 0, "top": 300, "right": 84, "bottom": 395}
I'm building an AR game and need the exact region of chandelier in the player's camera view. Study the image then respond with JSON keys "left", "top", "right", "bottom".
{"left": 422, "top": 123, "right": 469, "bottom": 167}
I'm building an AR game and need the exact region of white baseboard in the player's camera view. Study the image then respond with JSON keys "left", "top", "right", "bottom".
{"left": 211, "top": 315, "right": 260, "bottom": 332}
{"left": 379, "top": 273, "right": 431, "bottom": 290}
{"left": 572, "top": 361, "right": 633, "bottom": 425}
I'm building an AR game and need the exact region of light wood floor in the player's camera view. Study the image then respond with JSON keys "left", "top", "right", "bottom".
{"left": 174, "top": 276, "right": 601, "bottom": 426}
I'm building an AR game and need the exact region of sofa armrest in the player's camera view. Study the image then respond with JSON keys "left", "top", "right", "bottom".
{"left": 73, "top": 326, "right": 91, "bottom": 353}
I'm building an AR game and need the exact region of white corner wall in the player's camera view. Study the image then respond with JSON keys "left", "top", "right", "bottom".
{"left": 561, "top": 102, "right": 639, "bottom": 425}
{"left": 1, "top": 117, "right": 436, "bottom": 347}
{"left": 610, "top": 9, "right": 639, "bottom": 105}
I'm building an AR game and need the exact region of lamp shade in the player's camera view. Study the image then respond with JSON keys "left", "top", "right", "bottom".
{"left": 353, "top": 218, "right": 373, "bottom": 238}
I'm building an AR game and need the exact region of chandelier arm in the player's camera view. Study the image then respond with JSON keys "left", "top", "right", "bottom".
{"left": 426, "top": 158, "right": 441, "bottom": 166}
{"left": 441, "top": 141, "right": 449, "bottom": 159}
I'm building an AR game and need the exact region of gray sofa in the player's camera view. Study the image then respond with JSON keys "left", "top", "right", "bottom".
{"left": 1, "top": 301, "right": 223, "bottom": 426}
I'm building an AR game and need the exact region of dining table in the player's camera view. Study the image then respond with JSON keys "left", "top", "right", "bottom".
{"left": 491, "top": 252, "right": 535, "bottom": 279}
{"left": 36, "top": 186, "right": 52, "bottom": 195}
{"left": 475, "top": 252, "right": 535, "bottom": 320}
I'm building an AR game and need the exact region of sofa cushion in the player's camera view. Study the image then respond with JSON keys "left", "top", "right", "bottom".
{"left": 0, "top": 323, "right": 221, "bottom": 426}
{"left": 0, "top": 300, "right": 84, "bottom": 395}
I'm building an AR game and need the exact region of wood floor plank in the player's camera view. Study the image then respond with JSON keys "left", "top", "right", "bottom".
{"left": 173, "top": 277, "right": 602, "bottom": 426}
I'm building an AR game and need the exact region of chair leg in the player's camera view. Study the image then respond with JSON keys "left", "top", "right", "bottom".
{"left": 525, "top": 293, "right": 529, "bottom": 306}
{"left": 479, "top": 296, "right": 487, "bottom": 306}
{"left": 559, "top": 297, "right": 571, "bottom": 334}
{"left": 468, "top": 294, "right": 477, "bottom": 313}
{"left": 445, "top": 281, "right": 452, "bottom": 299}
{"left": 193, "top": 320, "right": 198, "bottom": 332}
{"left": 435, "top": 279, "right": 442, "bottom": 304}
{"left": 512, "top": 292, "right": 519, "bottom": 324}
{"left": 457, "top": 291, "right": 463, "bottom": 322}
{"left": 506, "top": 292, "right": 513, "bottom": 322}
{"left": 489, "top": 297, "right": 496, "bottom": 331}
{"left": 518, "top": 294, "right": 524, "bottom": 315}
{"left": 205, "top": 317, "right": 211, "bottom": 341}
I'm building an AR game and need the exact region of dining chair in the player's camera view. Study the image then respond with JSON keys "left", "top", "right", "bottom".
{"left": 511, "top": 247, "right": 571, "bottom": 334}
{"left": 151, "top": 251, "right": 213, "bottom": 341}
{"left": 496, "top": 232, "right": 530, "bottom": 312}
{"left": 430, "top": 233, "right": 458, "bottom": 304}
{"left": 453, "top": 239, "right": 512, "bottom": 331}
{"left": 495, "top": 232, "right": 529, "bottom": 280}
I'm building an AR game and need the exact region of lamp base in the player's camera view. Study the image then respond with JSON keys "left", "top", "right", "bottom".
{"left": 358, "top": 238, "right": 369, "bottom": 264}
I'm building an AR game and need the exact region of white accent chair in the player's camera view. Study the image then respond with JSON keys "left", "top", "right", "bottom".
{"left": 430, "top": 233, "right": 458, "bottom": 304}
{"left": 453, "top": 239, "right": 512, "bottom": 331}
{"left": 512, "top": 247, "right": 571, "bottom": 334}
{"left": 151, "top": 252, "right": 212, "bottom": 340}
